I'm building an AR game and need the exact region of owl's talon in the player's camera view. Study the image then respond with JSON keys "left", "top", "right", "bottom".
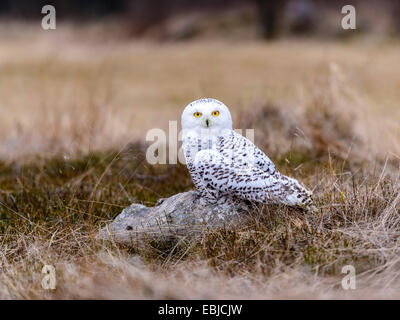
{"left": 307, "top": 205, "right": 318, "bottom": 214}
{"left": 156, "top": 198, "right": 166, "bottom": 206}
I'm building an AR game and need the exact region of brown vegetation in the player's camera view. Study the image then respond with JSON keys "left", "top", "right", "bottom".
{"left": 0, "top": 25, "right": 399, "bottom": 299}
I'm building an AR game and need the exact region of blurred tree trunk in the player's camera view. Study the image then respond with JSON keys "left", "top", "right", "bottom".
{"left": 126, "top": 0, "right": 169, "bottom": 36}
{"left": 391, "top": 0, "right": 400, "bottom": 34}
{"left": 255, "top": 0, "right": 286, "bottom": 39}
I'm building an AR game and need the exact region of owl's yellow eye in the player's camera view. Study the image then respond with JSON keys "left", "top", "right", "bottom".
{"left": 212, "top": 110, "right": 219, "bottom": 116}
{"left": 193, "top": 112, "right": 202, "bottom": 118}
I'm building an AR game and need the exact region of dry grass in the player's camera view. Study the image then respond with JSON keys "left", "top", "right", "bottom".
{"left": 0, "top": 24, "right": 400, "bottom": 299}
{"left": 1, "top": 23, "right": 400, "bottom": 160}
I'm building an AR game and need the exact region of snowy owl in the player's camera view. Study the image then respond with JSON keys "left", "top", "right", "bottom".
{"left": 181, "top": 98, "right": 313, "bottom": 209}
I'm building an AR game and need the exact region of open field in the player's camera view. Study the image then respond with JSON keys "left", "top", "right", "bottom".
{"left": 1, "top": 23, "right": 400, "bottom": 160}
{"left": 0, "top": 24, "right": 400, "bottom": 299}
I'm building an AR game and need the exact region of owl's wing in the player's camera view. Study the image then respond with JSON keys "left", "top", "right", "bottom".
{"left": 195, "top": 134, "right": 313, "bottom": 206}
{"left": 193, "top": 149, "right": 281, "bottom": 203}
{"left": 218, "top": 131, "right": 277, "bottom": 175}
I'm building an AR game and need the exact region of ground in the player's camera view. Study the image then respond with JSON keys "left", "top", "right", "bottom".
{"left": 0, "top": 23, "right": 399, "bottom": 299}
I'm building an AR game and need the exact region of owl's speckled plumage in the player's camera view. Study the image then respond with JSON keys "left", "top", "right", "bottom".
{"left": 181, "top": 98, "right": 313, "bottom": 208}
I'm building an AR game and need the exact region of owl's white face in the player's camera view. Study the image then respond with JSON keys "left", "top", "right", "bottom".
{"left": 181, "top": 98, "right": 233, "bottom": 138}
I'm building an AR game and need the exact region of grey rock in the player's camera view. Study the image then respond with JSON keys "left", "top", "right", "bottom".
{"left": 97, "top": 191, "right": 250, "bottom": 246}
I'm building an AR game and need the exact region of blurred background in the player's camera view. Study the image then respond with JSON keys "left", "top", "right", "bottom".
{"left": 0, "top": 0, "right": 399, "bottom": 160}
{"left": 1, "top": 0, "right": 400, "bottom": 39}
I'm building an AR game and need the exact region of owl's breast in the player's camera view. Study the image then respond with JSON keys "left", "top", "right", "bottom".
{"left": 182, "top": 136, "right": 220, "bottom": 164}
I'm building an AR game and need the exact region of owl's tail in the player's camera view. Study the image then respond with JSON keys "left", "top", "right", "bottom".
{"left": 280, "top": 175, "right": 315, "bottom": 211}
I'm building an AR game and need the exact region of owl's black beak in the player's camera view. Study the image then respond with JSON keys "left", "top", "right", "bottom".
{"left": 205, "top": 118, "right": 210, "bottom": 127}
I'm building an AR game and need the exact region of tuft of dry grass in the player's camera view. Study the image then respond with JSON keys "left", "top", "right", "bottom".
{"left": 0, "top": 24, "right": 400, "bottom": 299}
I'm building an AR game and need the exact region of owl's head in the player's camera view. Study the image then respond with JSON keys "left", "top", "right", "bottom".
{"left": 181, "top": 98, "right": 232, "bottom": 136}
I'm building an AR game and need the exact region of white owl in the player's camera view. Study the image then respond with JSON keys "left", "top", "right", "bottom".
{"left": 181, "top": 98, "right": 314, "bottom": 209}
